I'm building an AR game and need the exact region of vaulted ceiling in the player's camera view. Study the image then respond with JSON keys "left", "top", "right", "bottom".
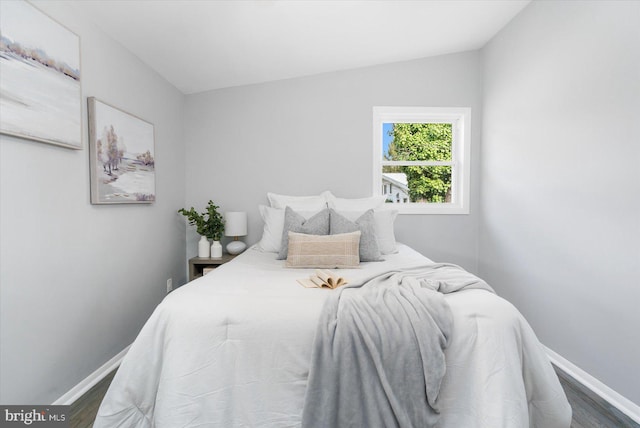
{"left": 72, "top": 0, "right": 530, "bottom": 94}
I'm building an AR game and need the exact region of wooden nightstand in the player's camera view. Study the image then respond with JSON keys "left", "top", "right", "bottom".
{"left": 188, "top": 254, "right": 236, "bottom": 281}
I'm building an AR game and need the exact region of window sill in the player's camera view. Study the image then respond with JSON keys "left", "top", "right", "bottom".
{"left": 386, "top": 203, "right": 469, "bottom": 215}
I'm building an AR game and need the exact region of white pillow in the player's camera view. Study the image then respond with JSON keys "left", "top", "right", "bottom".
{"left": 336, "top": 209, "right": 398, "bottom": 254}
{"left": 256, "top": 205, "right": 322, "bottom": 252}
{"left": 267, "top": 190, "right": 331, "bottom": 211}
{"left": 326, "top": 194, "right": 387, "bottom": 211}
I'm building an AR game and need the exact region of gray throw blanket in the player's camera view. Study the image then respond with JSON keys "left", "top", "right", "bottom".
{"left": 301, "top": 263, "right": 494, "bottom": 428}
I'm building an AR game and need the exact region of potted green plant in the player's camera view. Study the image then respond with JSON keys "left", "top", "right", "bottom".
{"left": 178, "top": 200, "right": 225, "bottom": 258}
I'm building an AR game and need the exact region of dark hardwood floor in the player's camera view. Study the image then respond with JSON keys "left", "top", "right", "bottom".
{"left": 71, "top": 366, "right": 638, "bottom": 428}
{"left": 554, "top": 367, "right": 639, "bottom": 428}
{"left": 69, "top": 370, "right": 116, "bottom": 428}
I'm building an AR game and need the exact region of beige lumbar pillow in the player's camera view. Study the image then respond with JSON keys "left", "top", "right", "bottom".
{"left": 285, "top": 231, "right": 361, "bottom": 269}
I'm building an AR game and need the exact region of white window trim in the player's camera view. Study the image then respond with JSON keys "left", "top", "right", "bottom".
{"left": 373, "top": 106, "right": 471, "bottom": 215}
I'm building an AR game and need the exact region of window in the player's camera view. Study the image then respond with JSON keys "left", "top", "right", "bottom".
{"left": 373, "top": 106, "right": 471, "bottom": 214}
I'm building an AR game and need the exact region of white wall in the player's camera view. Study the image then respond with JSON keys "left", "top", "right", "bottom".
{"left": 481, "top": 0, "right": 640, "bottom": 403}
{"left": 184, "top": 52, "right": 483, "bottom": 271}
{"left": 0, "top": 1, "right": 187, "bottom": 404}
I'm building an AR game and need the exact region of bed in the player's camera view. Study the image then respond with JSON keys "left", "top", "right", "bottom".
{"left": 93, "top": 193, "right": 572, "bottom": 427}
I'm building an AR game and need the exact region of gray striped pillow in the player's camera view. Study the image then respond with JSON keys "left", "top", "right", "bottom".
{"left": 285, "top": 231, "right": 361, "bottom": 268}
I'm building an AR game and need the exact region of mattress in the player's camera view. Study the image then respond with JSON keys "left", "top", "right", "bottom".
{"left": 93, "top": 244, "right": 571, "bottom": 427}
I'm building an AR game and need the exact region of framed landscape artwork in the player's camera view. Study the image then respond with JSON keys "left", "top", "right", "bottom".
{"left": 88, "top": 97, "right": 156, "bottom": 204}
{"left": 0, "top": 0, "right": 82, "bottom": 149}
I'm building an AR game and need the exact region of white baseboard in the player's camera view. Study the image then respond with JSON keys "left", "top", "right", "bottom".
{"left": 545, "top": 346, "right": 640, "bottom": 424}
{"left": 53, "top": 345, "right": 131, "bottom": 405}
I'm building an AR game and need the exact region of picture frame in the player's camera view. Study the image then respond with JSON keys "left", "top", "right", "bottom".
{"left": 88, "top": 97, "right": 156, "bottom": 204}
{"left": 0, "top": 0, "right": 82, "bottom": 149}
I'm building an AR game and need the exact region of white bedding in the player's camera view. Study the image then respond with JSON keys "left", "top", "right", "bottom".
{"left": 94, "top": 244, "right": 571, "bottom": 428}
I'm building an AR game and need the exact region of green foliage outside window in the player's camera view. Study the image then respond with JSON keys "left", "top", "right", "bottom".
{"left": 385, "top": 123, "right": 453, "bottom": 203}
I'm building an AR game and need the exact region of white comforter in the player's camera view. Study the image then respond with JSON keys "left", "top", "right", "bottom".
{"left": 94, "top": 245, "right": 571, "bottom": 428}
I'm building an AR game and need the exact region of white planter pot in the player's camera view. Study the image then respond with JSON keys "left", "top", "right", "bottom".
{"left": 198, "top": 236, "right": 210, "bottom": 258}
{"left": 211, "top": 240, "right": 223, "bottom": 258}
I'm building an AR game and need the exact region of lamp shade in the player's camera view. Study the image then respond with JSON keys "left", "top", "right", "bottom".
{"left": 225, "top": 212, "right": 247, "bottom": 237}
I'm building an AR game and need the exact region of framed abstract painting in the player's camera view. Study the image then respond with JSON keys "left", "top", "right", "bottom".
{"left": 0, "top": 0, "right": 82, "bottom": 149}
{"left": 88, "top": 97, "right": 156, "bottom": 204}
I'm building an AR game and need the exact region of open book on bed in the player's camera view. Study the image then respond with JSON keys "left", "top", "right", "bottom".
{"left": 298, "top": 269, "right": 348, "bottom": 289}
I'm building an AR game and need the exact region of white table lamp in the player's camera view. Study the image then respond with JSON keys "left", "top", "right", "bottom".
{"left": 225, "top": 211, "right": 247, "bottom": 255}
